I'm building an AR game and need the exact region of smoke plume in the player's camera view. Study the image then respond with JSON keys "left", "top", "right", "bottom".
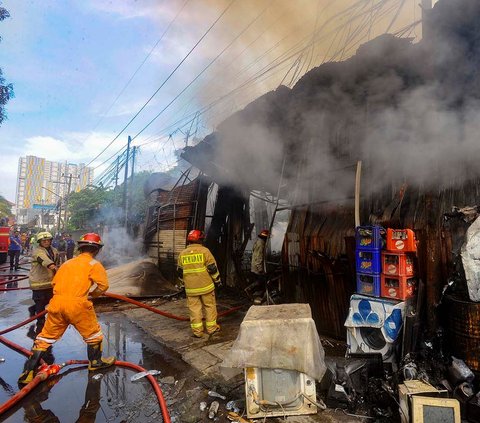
{"left": 189, "top": 0, "right": 480, "bottom": 203}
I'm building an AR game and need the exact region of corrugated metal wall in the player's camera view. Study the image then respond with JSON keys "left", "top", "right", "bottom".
{"left": 282, "top": 179, "right": 480, "bottom": 340}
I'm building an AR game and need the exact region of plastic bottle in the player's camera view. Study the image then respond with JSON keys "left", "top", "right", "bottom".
{"left": 130, "top": 369, "right": 161, "bottom": 382}
{"left": 208, "top": 401, "right": 219, "bottom": 419}
{"left": 208, "top": 390, "right": 226, "bottom": 400}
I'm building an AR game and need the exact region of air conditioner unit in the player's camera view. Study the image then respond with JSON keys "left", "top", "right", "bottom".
{"left": 245, "top": 367, "right": 317, "bottom": 419}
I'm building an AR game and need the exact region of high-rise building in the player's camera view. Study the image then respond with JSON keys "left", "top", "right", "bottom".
{"left": 15, "top": 156, "right": 94, "bottom": 226}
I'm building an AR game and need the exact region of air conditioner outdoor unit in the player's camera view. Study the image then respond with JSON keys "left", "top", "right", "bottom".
{"left": 245, "top": 367, "right": 317, "bottom": 419}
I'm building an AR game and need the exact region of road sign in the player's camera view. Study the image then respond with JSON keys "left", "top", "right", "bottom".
{"left": 32, "top": 204, "right": 56, "bottom": 210}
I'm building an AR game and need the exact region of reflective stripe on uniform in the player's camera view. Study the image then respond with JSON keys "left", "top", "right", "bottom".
{"left": 181, "top": 254, "right": 204, "bottom": 265}
{"left": 190, "top": 322, "right": 203, "bottom": 329}
{"left": 36, "top": 336, "right": 56, "bottom": 344}
{"left": 205, "top": 320, "right": 217, "bottom": 327}
{"left": 185, "top": 283, "right": 215, "bottom": 296}
{"left": 183, "top": 267, "right": 207, "bottom": 274}
{"left": 84, "top": 330, "right": 103, "bottom": 341}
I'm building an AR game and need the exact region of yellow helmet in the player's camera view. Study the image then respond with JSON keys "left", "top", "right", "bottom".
{"left": 36, "top": 232, "right": 53, "bottom": 242}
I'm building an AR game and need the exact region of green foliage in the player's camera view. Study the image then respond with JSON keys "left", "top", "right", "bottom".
{"left": 0, "top": 195, "right": 12, "bottom": 219}
{"left": 0, "top": 3, "right": 13, "bottom": 126}
{"left": 66, "top": 171, "right": 152, "bottom": 230}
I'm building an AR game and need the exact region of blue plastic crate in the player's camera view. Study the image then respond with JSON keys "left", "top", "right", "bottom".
{"left": 355, "top": 249, "right": 382, "bottom": 274}
{"left": 356, "top": 272, "right": 381, "bottom": 297}
{"left": 355, "top": 226, "right": 385, "bottom": 251}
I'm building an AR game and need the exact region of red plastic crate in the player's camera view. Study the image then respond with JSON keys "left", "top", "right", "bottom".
{"left": 381, "top": 252, "right": 415, "bottom": 276}
{"left": 381, "top": 274, "right": 417, "bottom": 300}
{"left": 386, "top": 228, "right": 417, "bottom": 252}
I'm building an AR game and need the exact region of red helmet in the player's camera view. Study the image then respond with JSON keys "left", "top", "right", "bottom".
{"left": 187, "top": 230, "right": 205, "bottom": 243}
{"left": 259, "top": 229, "right": 270, "bottom": 238}
{"left": 78, "top": 233, "right": 104, "bottom": 247}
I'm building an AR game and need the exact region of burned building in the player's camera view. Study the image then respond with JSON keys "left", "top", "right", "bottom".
{"left": 146, "top": 0, "right": 480, "bottom": 370}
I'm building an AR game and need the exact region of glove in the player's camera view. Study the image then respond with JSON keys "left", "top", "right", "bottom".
{"left": 90, "top": 288, "right": 104, "bottom": 298}
{"left": 216, "top": 279, "right": 223, "bottom": 289}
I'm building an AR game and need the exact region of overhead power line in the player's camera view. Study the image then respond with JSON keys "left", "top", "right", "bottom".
{"left": 86, "top": 0, "right": 236, "bottom": 168}
{"left": 82, "top": 0, "right": 189, "bottom": 152}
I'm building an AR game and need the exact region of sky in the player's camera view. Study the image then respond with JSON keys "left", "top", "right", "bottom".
{"left": 0, "top": 0, "right": 424, "bottom": 204}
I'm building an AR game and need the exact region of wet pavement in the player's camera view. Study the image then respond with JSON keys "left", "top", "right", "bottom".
{"left": 0, "top": 266, "right": 197, "bottom": 423}
{"left": 0, "top": 260, "right": 364, "bottom": 422}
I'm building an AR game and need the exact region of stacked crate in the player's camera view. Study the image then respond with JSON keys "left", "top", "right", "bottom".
{"left": 380, "top": 229, "right": 417, "bottom": 300}
{"left": 355, "top": 226, "right": 384, "bottom": 297}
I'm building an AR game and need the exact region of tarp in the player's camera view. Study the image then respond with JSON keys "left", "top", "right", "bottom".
{"left": 461, "top": 216, "right": 480, "bottom": 302}
{"left": 106, "top": 258, "right": 179, "bottom": 297}
{"left": 221, "top": 303, "right": 326, "bottom": 381}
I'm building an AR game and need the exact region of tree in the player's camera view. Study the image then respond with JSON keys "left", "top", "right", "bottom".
{"left": 67, "top": 186, "right": 114, "bottom": 230}
{"left": 66, "top": 171, "right": 153, "bottom": 231}
{"left": 0, "top": 195, "right": 12, "bottom": 222}
{"left": 0, "top": 3, "right": 13, "bottom": 125}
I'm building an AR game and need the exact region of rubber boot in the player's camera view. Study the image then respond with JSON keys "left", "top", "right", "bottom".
{"left": 18, "top": 349, "right": 44, "bottom": 384}
{"left": 87, "top": 342, "right": 115, "bottom": 371}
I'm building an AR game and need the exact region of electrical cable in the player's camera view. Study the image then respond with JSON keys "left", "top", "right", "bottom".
{"left": 129, "top": 2, "right": 271, "bottom": 142}
{"left": 86, "top": 0, "right": 236, "bottom": 168}
{"left": 94, "top": 0, "right": 415, "bottom": 174}
{"left": 81, "top": 0, "right": 190, "bottom": 151}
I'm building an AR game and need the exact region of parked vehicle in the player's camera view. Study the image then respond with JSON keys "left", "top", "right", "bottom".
{"left": 0, "top": 226, "right": 10, "bottom": 264}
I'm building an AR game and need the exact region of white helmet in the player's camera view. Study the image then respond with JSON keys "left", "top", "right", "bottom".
{"left": 36, "top": 232, "right": 53, "bottom": 242}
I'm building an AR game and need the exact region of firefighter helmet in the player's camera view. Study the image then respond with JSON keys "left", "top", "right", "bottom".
{"left": 36, "top": 232, "right": 53, "bottom": 242}
{"left": 259, "top": 229, "right": 270, "bottom": 238}
{"left": 78, "top": 233, "right": 104, "bottom": 247}
{"left": 187, "top": 230, "right": 205, "bottom": 243}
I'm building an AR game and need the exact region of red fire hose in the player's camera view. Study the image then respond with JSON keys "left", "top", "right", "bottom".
{"left": 104, "top": 291, "right": 244, "bottom": 321}
{"left": 0, "top": 276, "right": 29, "bottom": 285}
{"left": 0, "top": 310, "right": 47, "bottom": 335}
{"left": 0, "top": 291, "right": 243, "bottom": 420}
{"left": 0, "top": 287, "right": 30, "bottom": 291}
{"left": 0, "top": 336, "right": 172, "bottom": 422}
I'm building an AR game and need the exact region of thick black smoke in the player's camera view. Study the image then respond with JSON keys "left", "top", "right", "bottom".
{"left": 186, "top": 0, "right": 480, "bottom": 202}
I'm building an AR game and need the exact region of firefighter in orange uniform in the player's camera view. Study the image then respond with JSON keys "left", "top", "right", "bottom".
{"left": 177, "top": 230, "right": 222, "bottom": 337}
{"left": 18, "top": 233, "right": 115, "bottom": 384}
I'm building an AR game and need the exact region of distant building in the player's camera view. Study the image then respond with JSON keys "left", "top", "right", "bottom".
{"left": 15, "top": 156, "right": 94, "bottom": 227}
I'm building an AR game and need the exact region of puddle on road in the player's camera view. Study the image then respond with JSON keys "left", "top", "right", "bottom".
{"left": 0, "top": 279, "right": 197, "bottom": 423}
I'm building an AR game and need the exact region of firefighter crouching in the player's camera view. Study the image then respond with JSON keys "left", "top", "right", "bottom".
{"left": 18, "top": 233, "right": 115, "bottom": 384}
{"left": 177, "top": 230, "right": 222, "bottom": 338}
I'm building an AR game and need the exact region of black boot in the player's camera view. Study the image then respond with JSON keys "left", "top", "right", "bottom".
{"left": 18, "top": 349, "right": 44, "bottom": 384}
{"left": 87, "top": 342, "right": 115, "bottom": 371}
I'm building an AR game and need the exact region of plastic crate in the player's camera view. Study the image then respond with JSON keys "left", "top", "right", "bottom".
{"left": 355, "top": 226, "right": 385, "bottom": 250}
{"left": 381, "top": 252, "right": 415, "bottom": 276}
{"left": 356, "top": 249, "right": 382, "bottom": 274}
{"left": 356, "top": 272, "right": 381, "bottom": 297}
{"left": 386, "top": 228, "right": 417, "bottom": 252}
{"left": 381, "top": 274, "right": 417, "bottom": 300}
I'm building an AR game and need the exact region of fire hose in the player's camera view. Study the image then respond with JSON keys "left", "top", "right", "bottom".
{"left": 104, "top": 291, "right": 244, "bottom": 321}
{"left": 0, "top": 276, "right": 29, "bottom": 285}
{"left": 0, "top": 335, "right": 171, "bottom": 422}
{"left": 0, "top": 291, "right": 244, "bottom": 419}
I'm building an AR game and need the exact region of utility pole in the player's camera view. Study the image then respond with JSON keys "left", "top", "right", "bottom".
{"left": 57, "top": 199, "right": 62, "bottom": 233}
{"left": 128, "top": 146, "right": 137, "bottom": 220}
{"left": 123, "top": 136, "right": 131, "bottom": 227}
{"left": 63, "top": 174, "right": 73, "bottom": 232}
{"left": 114, "top": 156, "right": 120, "bottom": 188}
